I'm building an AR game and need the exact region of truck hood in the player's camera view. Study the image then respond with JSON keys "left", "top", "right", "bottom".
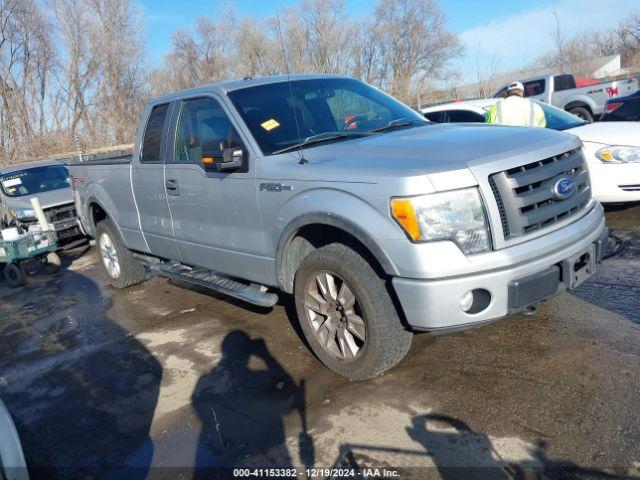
{"left": 301, "top": 123, "right": 579, "bottom": 176}
{"left": 4, "top": 187, "right": 74, "bottom": 211}
{"left": 567, "top": 122, "right": 640, "bottom": 147}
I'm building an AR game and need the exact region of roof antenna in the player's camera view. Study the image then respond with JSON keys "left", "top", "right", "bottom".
{"left": 275, "top": 10, "right": 308, "bottom": 165}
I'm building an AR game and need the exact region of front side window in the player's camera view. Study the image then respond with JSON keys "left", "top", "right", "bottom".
{"left": 0, "top": 165, "right": 70, "bottom": 197}
{"left": 174, "top": 97, "right": 237, "bottom": 164}
{"left": 141, "top": 103, "right": 169, "bottom": 163}
{"left": 228, "top": 78, "right": 427, "bottom": 155}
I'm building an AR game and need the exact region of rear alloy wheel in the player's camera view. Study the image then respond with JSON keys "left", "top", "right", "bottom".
{"left": 295, "top": 243, "right": 413, "bottom": 380}
{"left": 95, "top": 219, "right": 145, "bottom": 289}
{"left": 99, "top": 231, "right": 120, "bottom": 279}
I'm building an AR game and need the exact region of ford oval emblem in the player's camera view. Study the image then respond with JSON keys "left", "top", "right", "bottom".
{"left": 553, "top": 177, "right": 576, "bottom": 199}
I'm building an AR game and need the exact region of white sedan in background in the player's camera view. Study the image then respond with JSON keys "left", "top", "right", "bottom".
{"left": 421, "top": 99, "right": 640, "bottom": 203}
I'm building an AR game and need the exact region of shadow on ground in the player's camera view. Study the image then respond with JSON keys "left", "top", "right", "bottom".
{"left": 191, "top": 329, "right": 314, "bottom": 477}
{"left": 0, "top": 253, "right": 161, "bottom": 480}
{"left": 332, "top": 414, "right": 638, "bottom": 479}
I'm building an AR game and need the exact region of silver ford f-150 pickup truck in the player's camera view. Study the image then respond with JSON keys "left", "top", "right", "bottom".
{"left": 70, "top": 74, "right": 608, "bottom": 379}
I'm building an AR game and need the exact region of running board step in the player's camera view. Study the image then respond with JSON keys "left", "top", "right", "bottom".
{"left": 133, "top": 255, "right": 278, "bottom": 308}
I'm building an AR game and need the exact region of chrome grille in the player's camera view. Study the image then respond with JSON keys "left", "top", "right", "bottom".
{"left": 489, "top": 149, "right": 591, "bottom": 240}
{"left": 45, "top": 203, "right": 76, "bottom": 223}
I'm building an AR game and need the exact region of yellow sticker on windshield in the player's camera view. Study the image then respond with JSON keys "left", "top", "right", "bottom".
{"left": 261, "top": 119, "right": 280, "bottom": 131}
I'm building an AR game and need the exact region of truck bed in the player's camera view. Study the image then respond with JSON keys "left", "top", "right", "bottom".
{"left": 70, "top": 157, "right": 147, "bottom": 253}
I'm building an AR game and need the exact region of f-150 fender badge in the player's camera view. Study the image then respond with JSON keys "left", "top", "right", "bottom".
{"left": 259, "top": 183, "right": 292, "bottom": 192}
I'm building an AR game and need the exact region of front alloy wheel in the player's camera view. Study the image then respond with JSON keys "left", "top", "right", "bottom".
{"left": 294, "top": 243, "right": 413, "bottom": 380}
{"left": 305, "top": 271, "right": 367, "bottom": 360}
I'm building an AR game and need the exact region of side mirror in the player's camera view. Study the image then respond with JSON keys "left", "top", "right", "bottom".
{"left": 202, "top": 144, "right": 244, "bottom": 172}
{"left": 220, "top": 147, "right": 243, "bottom": 170}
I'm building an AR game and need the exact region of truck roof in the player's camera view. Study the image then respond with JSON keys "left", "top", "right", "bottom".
{"left": 150, "top": 73, "right": 351, "bottom": 104}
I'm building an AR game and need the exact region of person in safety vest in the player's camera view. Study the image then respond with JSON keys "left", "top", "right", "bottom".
{"left": 486, "top": 81, "right": 547, "bottom": 128}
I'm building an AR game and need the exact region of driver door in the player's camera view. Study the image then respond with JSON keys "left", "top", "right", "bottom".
{"left": 164, "top": 96, "right": 266, "bottom": 281}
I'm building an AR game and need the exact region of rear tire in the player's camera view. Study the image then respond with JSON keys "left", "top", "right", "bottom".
{"left": 567, "top": 106, "right": 593, "bottom": 122}
{"left": 4, "top": 263, "right": 27, "bottom": 287}
{"left": 294, "top": 243, "right": 413, "bottom": 380}
{"left": 95, "top": 219, "right": 145, "bottom": 289}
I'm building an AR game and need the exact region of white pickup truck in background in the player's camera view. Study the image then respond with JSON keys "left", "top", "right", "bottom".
{"left": 493, "top": 73, "right": 638, "bottom": 122}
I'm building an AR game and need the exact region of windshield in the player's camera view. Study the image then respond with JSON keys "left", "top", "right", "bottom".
{"left": 533, "top": 100, "right": 587, "bottom": 130}
{"left": 228, "top": 78, "right": 427, "bottom": 155}
{"left": 0, "top": 165, "right": 70, "bottom": 198}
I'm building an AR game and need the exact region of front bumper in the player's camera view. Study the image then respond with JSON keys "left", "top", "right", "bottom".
{"left": 589, "top": 162, "right": 640, "bottom": 203}
{"left": 393, "top": 206, "right": 608, "bottom": 331}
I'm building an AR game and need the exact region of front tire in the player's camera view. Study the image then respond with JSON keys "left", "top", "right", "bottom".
{"left": 294, "top": 243, "right": 413, "bottom": 380}
{"left": 95, "top": 219, "right": 145, "bottom": 289}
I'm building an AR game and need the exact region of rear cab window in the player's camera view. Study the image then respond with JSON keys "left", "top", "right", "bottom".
{"left": 141, "top": 103, "right": 170, "bottom": 163}
{"left": 554, "top": 74, "right": 576, "bottom": 92}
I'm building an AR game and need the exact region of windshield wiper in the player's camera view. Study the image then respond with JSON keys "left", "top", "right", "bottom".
{"left": 273, "top": 131, "right": 372, "bottom": 155}
{"left": 370, "top": 118, "right": 422, "bottom": 133}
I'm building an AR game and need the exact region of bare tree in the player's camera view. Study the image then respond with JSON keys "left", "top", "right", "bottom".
{"left": 88, "top": 0, "right": 146, "bottom": 144}
{"left": 51, "top": 0, "right": 98, "bottom": 140}
{"left": 298, "top": 0, "right": 354, "bottom": 73}
{"left": 2, "top": 0, "right": 467, "bottom": 163}
{"left": 372, "top": 0, "right": 462, "bottom": 104}
{"left": 0, "top": 0, "right": 55, "bottom": 162}
{"left": 233, "top": 18, "right": 279, "bottom": 78}
{"left": 531, "top": 11, "right": 640, "bottom": 77}
{"left": 475, "top": 53, "right": 500, "bottom": 98}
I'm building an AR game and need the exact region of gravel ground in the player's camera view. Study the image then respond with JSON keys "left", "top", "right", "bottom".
{"left": 0, "top": 205, "right": 639, "bottom": 480}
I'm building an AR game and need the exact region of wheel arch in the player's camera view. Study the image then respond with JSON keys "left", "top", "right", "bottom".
{"left": 85, "top": 197, "right": 127, "bottom": 246}
{"left": 564, "top": 100, "right": 594, "bottom": 115}
{"left": 87, "top": 198, "right": 110, "bottom": 234}
{"left": 275, "top": 213, "right": 399, "bottom": 293}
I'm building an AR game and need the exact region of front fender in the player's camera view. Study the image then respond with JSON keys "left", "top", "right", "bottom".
{"left": 272, "top": 188, "right": 404, "bottom": 289}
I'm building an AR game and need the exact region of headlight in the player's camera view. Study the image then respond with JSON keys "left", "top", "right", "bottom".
{"left": 596, "top": 146, "right": 640, "bottom": 163}
{"left": 9, "top": 208, "right": 36, "bottom": 219}
{"left": 390, "top": 188, "right": 491, "bottom": 254}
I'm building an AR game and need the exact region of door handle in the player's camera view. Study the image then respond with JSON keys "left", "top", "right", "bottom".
{"left": 165, "top": 179, "right": 179, "bottom": 196}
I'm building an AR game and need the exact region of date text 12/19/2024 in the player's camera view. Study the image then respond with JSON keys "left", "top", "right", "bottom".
{"left": 233, "top": 468, "right": 401, "bottom": 478}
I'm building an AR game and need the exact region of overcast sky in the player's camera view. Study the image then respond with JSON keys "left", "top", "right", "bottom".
{"left": 139, "top": 0, "right": 639, "bottom": 82}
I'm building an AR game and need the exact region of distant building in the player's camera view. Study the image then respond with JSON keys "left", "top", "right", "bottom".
{"left": 574, "top": 55, "right": 622, "bottom": 79}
